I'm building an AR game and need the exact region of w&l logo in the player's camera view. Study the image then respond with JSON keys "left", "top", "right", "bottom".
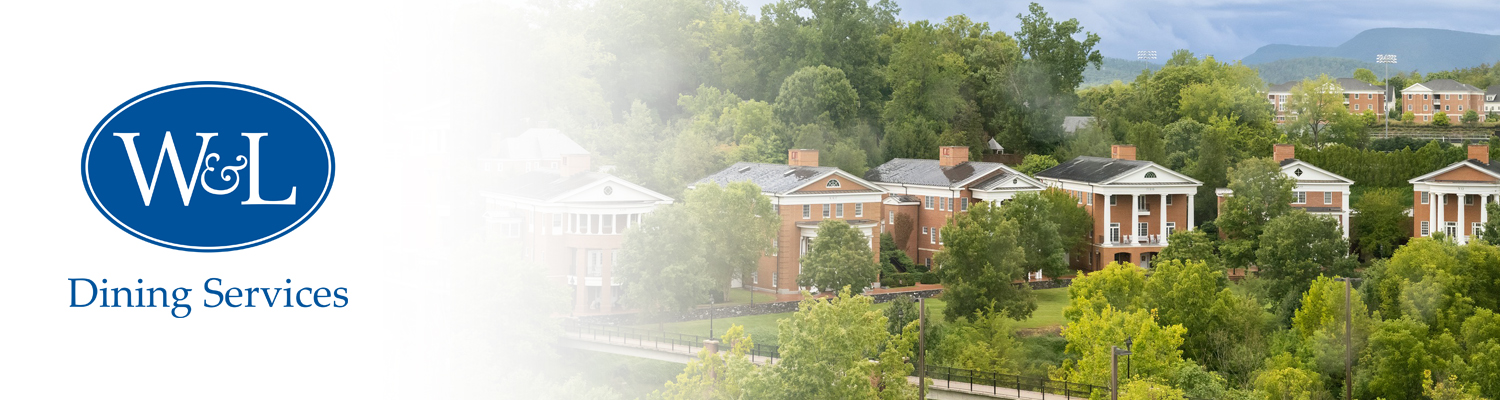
{"left": 82, "top": 82, "right": 335, "bottom": 252}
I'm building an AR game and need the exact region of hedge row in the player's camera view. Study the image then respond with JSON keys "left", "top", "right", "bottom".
{"left": 880, "top": 272, "right": 939, "bottom": 288}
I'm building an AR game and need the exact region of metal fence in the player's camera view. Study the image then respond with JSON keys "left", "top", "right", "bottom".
{"left": 560, "top": 320, "right": 781, "bottom": 363}
{"left": 922, "top": 365, "right": 1111, "bottom": 399}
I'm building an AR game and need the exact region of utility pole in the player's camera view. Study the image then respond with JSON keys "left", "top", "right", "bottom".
{"left": 1335, "top": 277, "right": 1361, "bottom": 400}
{"left": 709, "top": 294, "right": 715, "bottom": 339}
{"left": 1378, "top": 54, "right": 1398, "bottom": 138}
{"left": 918, "top": 297, "right": 927, "bottom": 400}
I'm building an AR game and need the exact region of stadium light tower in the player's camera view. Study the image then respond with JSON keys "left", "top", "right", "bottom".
{"left": 1377, "top": 54, "right": 1398, "bottom": 138}
{"left": 1137, "top": 50, "right": 1157, "bottom": 62}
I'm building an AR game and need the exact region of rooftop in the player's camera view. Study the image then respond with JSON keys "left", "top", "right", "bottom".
{"left": 1035, "top": 156, "right": 1153, "bottom": 184}
{"left": 696, "top": 162, "right": 840, "bottom": 194}
{"left": 865, "top": 158, "right": 1009, "bottom": 188}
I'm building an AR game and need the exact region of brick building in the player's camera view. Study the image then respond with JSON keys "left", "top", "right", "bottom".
{"left": 481, "top": 129, "right": 674, "bottom": 314}
{"left": 1035, "top": 145, "right": 1202, "bottom": 270}
{"left": 1486, "top": 85, "right": 1500, "bottom": 114}
{"left": 1400, "top": 79, "right": 1486, "bottom": 124}
{"left": 864, "top": 146, "right": 1046, "bottom": 269}
{"left": 694, "top": 149, "right": 885, "bottom": 295}
{"left": 1267, "top": 78, "right": 1387, "bottom": 123}
{"left": 1409, "top": 144, "right": 1500, "bottom": 244}
{"left": 1214, "top": 144, "right": 1354, "bottom": 238}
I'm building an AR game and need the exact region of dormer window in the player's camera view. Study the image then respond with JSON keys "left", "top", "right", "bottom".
{"left": 1144, "top": 172, "right": 1157, "bottom": 179}
{"left": 825, "top": 179, "right": 841, "bottom": 188}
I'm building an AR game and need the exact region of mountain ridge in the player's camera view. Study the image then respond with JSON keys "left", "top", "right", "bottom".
{"left": 1241, "top": 28, "right": 1500, "bottom": 73}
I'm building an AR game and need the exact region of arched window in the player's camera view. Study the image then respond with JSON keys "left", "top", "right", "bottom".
{"left": 826, "top": 179, "right": 841, "bottom": 188}
{"left": 1144, "top": 172, "right": 1157, "bottom": 179}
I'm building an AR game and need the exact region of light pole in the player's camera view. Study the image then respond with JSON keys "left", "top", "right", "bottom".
{"left": 1139, "top": 50, "right": 1157, "bottom": 121}
{"left": 1124, "top": 337, "right": 1133, "bottom": 380}
{"left": 1335, "top": 277, "right": 1362, "bottom": 400}
{"left": 918, "top": 297, "right": 928, "bottom": 400}
{"left": 1377, "top": 54, "right": 1398, "bottom": 138}
{"left": 1111, "top": 345, "right": 1133, "bottom": 400}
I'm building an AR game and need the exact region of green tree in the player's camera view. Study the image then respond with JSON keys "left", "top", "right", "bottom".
{"left": 934, "top": 309, "right": 1018, "bottom": 373}
{"left": 1255, "top": 210, "right": 1355, "bottom": 302}
{"left": 1016, "top": 154, "right": 1058, "bottom": 176}
{"left": 619, "top": 204, "right": 716, "bottom": 320}
{"left": 763, "top": 287, "right": 918, "bottom": 400}
{"left": 651, "top": 326, "right": 762, "bottom": 400}
{"left": 1119, "top": 379, "right": 1187, "bottom": 400}
{"left": 1434, "top": 111, "right": 1452, "bottom": 126}
{"left": 1356, "top": 316, "right": 1465, "bottom": 400}
{"left": 1161, "top": 118, "right": 1207, "bottom": 171}
{"left": 1251, "top": 359, "right": 1324, "bottom": 400}
{"left": 773, "top": 65, "right": 860, "bottom": 128}
{"left": 1064, "top": 261, "right": 1146, "bottom": 322}
{"left": 999, "top": 190, "right": 1092, "bottom": 280}
{"left": 878, "top": 232, "right": 915, "bottom": 273}
{"left": 1287, "top": 74, "right": 1347, "bottom": 145}
{"left": 825, "top": 138, "right": 870, "bottom": 176}
{"left": 1144, "top": 259, "right": 1227, "bottom": 363}
{"left": 1354, "top": 68, "right": 1381, "bottom": 85}
{"left": 1054, "top": 303, "right": 1188, "bottom": 385}
{"left": 1157, "top": 229, "right": 1219, "bottom": 267}
{"left": 1354, "top": 187, "right": 1409, "bottom": 258}
{"left": 1403, "top": 111, "right": 1417, "bottom": 124}
{"left": 883, "top": 294, "right": 919, "bottom": 337}
{"left": 937, "top": 201, "right": 1035, "bottom": 321}
{"left": 1216, "top": 157, "right": 1297, "bottom": 269}
{"left": 687, "top": 181, "right": 783, "bottom": 292}
{"left": 797, "top": 219, "right": 879, "bottom": 291}
{"left": 1461, "top": 309, "right": 1500, "bottom": 398}
{"left": 1013, "top": 2, "right": 1101, "bottom": 94}
{"left": 1463, "top": 110, "right": 1481, "bottom": 127}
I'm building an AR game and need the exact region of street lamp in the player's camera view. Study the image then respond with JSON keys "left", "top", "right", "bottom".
{"left": 1377, "top": 54, "right": 1398, "bottom": 138}
{"left": 1335, "top": 277, "right": 1363, "bottom": 400}
{"left": 1111, "top": 345, "right": 1133, "bottom": 400}
{"left": 1124, "top": 337, "right": 1133, "bottom": 379}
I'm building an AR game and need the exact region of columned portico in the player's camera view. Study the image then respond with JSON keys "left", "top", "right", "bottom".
{"left": 1421, "top": 187, "right": 1500, "bottom": 244}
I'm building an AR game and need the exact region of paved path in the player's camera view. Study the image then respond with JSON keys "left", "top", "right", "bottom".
{"left": 559, "top": 330, "right": 1095, "bottom": 400}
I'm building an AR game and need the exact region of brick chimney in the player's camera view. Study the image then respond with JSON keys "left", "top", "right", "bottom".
{"left": 1470, "top": 144, "right": 1490, "bottom": 163}
{"left": 1273, "top": 144, "right": 1296, "bottom": 163}
{"left": 560, "top": 153, "right": 591, "bottom": 177}
{"left": 789, "top": 149, "right": 819, "bottom": 167}
{"left": 939, "top": 146, "right": 969, "bottom": 167}
{"left": 1110, "top": 145, "right": 1136, "bottom": 161}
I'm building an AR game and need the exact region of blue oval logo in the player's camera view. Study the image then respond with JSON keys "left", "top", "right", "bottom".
{"left": 81, "top": 82, "right": 335, "bottom": 252}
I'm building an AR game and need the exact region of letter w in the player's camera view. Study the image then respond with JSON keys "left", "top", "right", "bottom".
{"left": 114, "top": 132, "right": 216, "bottom": 206}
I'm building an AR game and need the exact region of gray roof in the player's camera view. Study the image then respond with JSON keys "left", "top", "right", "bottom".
{"left": 1035, "top": 156, "right": 1152, "bottom": 184}
{"left": 1410, "top": 79, "right": 1484, "bottom": 93}
{"left": 1336, "top": 78, "right": 1385, "bottom": 92}
{"left": 488, "top": 171, "right": 612, "bottom": 201}
{"left": 865, "top": 158, "right": 1008, "bottom": 188}
{"left": 1062, "top": 116, "right": 1095, "bottom": 133}
{"left": 971, "top": 171, "right": 1035, "bottom": 191}
{"left": 1269, "top": 81, "right": 1297, "bottom": 93}
{"left": 1487, "top": 85, "right": 1500, "bottom": 102}
{"left": 696, "top": 162, "right": 839, "bottom": 194}
{"left": 888, "top": 194, "right": 921, "bottom": 203}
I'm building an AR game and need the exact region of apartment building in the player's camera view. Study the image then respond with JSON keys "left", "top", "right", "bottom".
{"left": 1409, "top": 144, "right": 1500, "bottom": 245}
{"left": 1035, "top": 145, "right": 1202, "bottom": 270}
{"left": 695, "top": 149, "right": 885, "bottom": 295}
{"left": 1214, "top": 144, "right": 1354, "bottom": 238}
{"left": 1268, "top": 78, "right": 1387, "bottom": 123}
{"left": 1400, "top": 79, "right": 1486, "bottom": 123}
{"left": 481, "top": 129, "right": 674, "bottom": 314}
{"left": 864, "top": 146, "right": 1046, "bottom": 268}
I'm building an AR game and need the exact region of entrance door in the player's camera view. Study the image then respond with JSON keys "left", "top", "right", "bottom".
{"left": 1447, "top": 222, "right": 1459, "bottom": 238}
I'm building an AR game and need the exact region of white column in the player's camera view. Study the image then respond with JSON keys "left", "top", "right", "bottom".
{"left": 1459, "top": 193, "right": 1468, "bottom": 244}
{"left": 1160, "top": 193, "right": 1168, "bottom": 244}
{"left": 1187, "top": 194, "right": 1195, "bottom": 230}
{"left": 1430, "top": 190, "right": 1438, "bottom": 236}
{"left": 1483, "top": 194, "right": 1490, "bottom": 240}
{"left": 1438, "top": 192, "right": 1446, "bottom": 238}
{"left": 1132, "top": 194, "right": 1141, "bottom": 245}
{"left": 1103, "top": 194, "right": 1112, "bottom": 244}
{"left": 1341, "top": 190, "right": 1351, "bottom": 239}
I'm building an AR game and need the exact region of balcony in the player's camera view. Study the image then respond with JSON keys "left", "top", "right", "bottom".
{"left": 1105, "top": 234, "right": 1166, "bottom": 246}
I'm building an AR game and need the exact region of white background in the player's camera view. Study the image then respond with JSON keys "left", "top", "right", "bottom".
{"left": 0, "top": 1, "right": 522, "bottom": 398}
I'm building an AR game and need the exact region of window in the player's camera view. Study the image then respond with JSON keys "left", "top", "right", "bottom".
{"left": 936, "top": 228, "right": 942, "bottom": 245}
{"left": 1446, "top": 105, "right": 1451, "bottom": 111}
{"left": 753, "top": 272, "right": 759, "bottom": 284}
{"left": 930, "top": 229, "right": 936, "bottom": 244}
{"left": 960, "top": 198, "right": 969, "bottom": 211}
{"left": 1424, "top": 105, "right": 1430, "bottom": 111}
{"left": 1422, "top": 221, "right": 1431, "bottom": 236}
{"left": 772, "top": 272, "right": 778, "bottom": 287}
{"left": 1460, "top": 106, "right": 1464, "bottom": 111}
{"left": 552, "top": 214, "right": 562, "bottom": 230}
{"left": 923, "top": 227, "right": 929, "bottom": 235}
{"left": 1109, "top": 195, "right": 1117, "bottom": 206}
{"left": 855, "top": 203, "right": 863, "bottom": 217}
{"left": 1087, "top": 194, "right": 1093, "bottom": 205}
{"left": 836, "top": 204, "right": 844, "bottom": 218}
{"left": 1408, "top": 104, "right": 1413, "bottom": 111}
{"left": 823, "top": 204, "right": 831, "bottom": 218}
{"left": 1443, "top": 194, "right": 1449, "bottom": 205}
{"left": 889, "top": 211, "right": 895, "bottom": 223}
{"left": 803, "top": 205, "right": 811, "bottom": 219}
{"left": 1294, "top": 192, "right": 1307, "bottom": 204}
{"left": 938, "top": 197, "right": 945, "bottom": 211}
{"left": 1137, "top": 198, "right": 1149, "bottom": 211}
{"left": 770, "top": 238, "right": 778, "bottom": 256}
{"left": 1425, "top": 94, "right": 1430, "bottom": 100}
{"left": 825, "top": 179, "right": 841, "bottom": 188}
{"left": 1144, "top": 171, "right": 1157, "bottom": 178}
{"left": 586, "top": 250, "right": 602, "bottom": 276}
{"left": 1476, "top": 222, "right": 1484, "bottom": 237}
{"left": 1408, "top": 94, "right": 1413, "bottom": 100}
{"left": 947, "top": 197, "right": 954, "bottom": 211}
{"left": 1445, "top": 94, "right": 1450, "bottom": 100}
{"left": 925, "top": 196, "right": 934, "bottom": 209}
{"left": 1324, "top": 192, "right": 1333, "bottom": 204}
{"left": 1138, "top": 222, "right": 1149, "bottom": 237}
{"left": 1460, "top": 94, "right": 1465, "bottom": 100}
{"left": 1467, "top": 195, "right": 1475, "bottom": 205}
{"left": 1109, "top": 223, "right": 1121, "bottom": 243}
{"left": 1367, "top": 93, "right": 1373, "bottom": 99}
{"left": 1166, "top": 222, "right": 1177, "bottom": 237}
{"left": 1165, "top": 195, "right": 1173, "bottom": 206}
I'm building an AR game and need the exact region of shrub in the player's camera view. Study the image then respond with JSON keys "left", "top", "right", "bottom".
{"left": 1433, "top": 111, "right": 1450, "bottom": 126}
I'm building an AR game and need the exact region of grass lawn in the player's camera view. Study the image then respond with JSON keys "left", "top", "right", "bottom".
{"left": 634, "top": 287, "right": 1071, "bottom": 346}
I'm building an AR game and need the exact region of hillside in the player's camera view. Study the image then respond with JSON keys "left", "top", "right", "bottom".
{"left": 1252, "top": 56, "right": 1395, "bottom": 85}
{"left": 1242, "top": 28, "right": 1500, "bottom": 73}
{"left": 1080, "top": 57, "right": 1162, "bottom": 87}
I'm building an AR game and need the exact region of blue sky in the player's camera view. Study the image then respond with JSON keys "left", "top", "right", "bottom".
{"left": 740, "top": 0, "right": 1500, "bottom": 61}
